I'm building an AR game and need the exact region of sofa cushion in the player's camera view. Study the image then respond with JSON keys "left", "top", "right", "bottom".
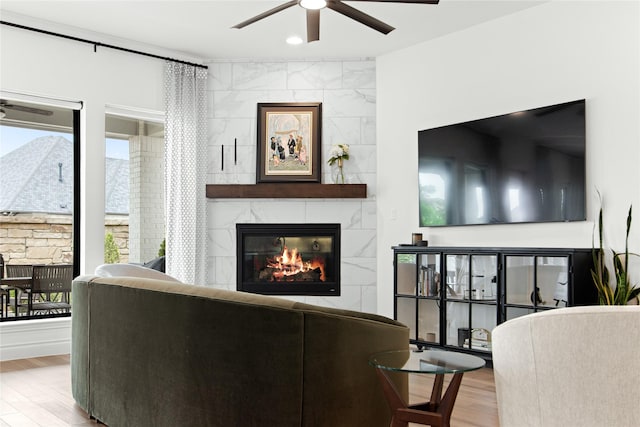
{"left": 88, "top": 276, "right": 301, "bottom": 310}
{"left": 94, "top": 263, "right": 181, "bottom": 282}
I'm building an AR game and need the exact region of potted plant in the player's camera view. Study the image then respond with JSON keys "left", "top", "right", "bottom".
{"left": 591, "top": 201, "right": 640, "bottom": 305}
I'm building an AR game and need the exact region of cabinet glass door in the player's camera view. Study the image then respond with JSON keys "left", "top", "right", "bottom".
{"left": 445, "top": 302, "right": 469, "bottom": 348}
{"left": 536, "top": 257, "right": 569, "bottom": 308}
{"left": 469, "top": 305, "right": 496, "bottom": 352}
{"left": 444, "top": 254, "right": 468, "bottom": 300}
{"left": 470, "top": 255, "right": 498, "bottom": 301}
{"left": 418, "top": 299, "right": 440, "bottom": 343}
{"left": 417, "top": 253, "right": 441, "bottom": 343}
{"left": 396, "top": 297, "right": 416, "bottom": 340}
{"left": 505, "top": 256, "right": 535, "bottom": 306}
{"left": 396, "top": 253, "right": 417, "bottom": 296}
{"left": 444, "top": 254, "right": 497, "bottom": 351}
{"left": 445, "top": 254, "right": 497, "bottom": 300}
{"left": 505, "top": 255, "right": 570, "bottom": 309}
{"left": 418, "top": 253, "right": 441, "bottom": 297}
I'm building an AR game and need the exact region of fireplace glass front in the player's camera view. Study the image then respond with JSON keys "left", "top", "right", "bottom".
{"left": 236, "top": 223, "right": 340, "bottom": 296}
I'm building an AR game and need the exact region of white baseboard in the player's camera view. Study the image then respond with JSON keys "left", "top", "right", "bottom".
{"left": 0, "top": 317, "right": 71, "bottom": 361}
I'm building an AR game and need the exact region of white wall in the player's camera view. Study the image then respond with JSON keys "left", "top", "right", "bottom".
{"left": 206, "top": 60, "right": 378, "bottom": 313}
{"left": 0, "top": 16, "right": 165, "bottom": 275}
{"left": 376, "top": 1, "right": 640, "bottom": 317}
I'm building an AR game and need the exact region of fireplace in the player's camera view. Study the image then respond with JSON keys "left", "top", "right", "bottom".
{"left": 236, "top": 223, "right": 340, "bottom": 296}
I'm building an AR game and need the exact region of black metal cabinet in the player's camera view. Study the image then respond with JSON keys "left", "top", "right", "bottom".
{"left": 393, "top": 246, "right": 597, "bottom": 359}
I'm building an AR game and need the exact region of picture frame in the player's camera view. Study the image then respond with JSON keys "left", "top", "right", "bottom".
{"left": 256, "top": 102, "right": 322, "bottom": 183}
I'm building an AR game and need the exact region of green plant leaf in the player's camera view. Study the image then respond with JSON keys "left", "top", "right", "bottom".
{"left": 590, "top": 197, "right": 637, "bottom": 305}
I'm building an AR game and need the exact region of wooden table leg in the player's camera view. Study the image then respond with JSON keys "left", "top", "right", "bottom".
{"left": 429, "top": 373, "right": 444, "bottom": 407}
{"left": 436, "top": 372, "right": 464, "bottom": 426}
{"left": 375, "top": 368, "right": 465, "bottom": 427}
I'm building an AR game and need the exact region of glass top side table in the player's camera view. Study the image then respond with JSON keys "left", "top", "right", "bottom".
{"left": 369, "top": 349, "right": 486, "bottom": 427}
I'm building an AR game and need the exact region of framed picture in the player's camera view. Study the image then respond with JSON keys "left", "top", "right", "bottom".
{"left": 256, "top": 102, "right": 322, "bottom": 183}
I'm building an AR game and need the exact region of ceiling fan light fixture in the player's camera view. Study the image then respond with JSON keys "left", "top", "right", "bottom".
{"left": 286, "top": 35, "right": 304, "bottom": 45}
{"left": 0, "top": 109, "right": 5, "bottom": 119}
{"left": 299, "top": 0, "right": 327, "bottom": 10}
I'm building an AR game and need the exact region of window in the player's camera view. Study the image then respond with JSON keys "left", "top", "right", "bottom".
{"left": 0, "top": 95, "right": 80, "bottom": 320}
{"left": 104, "top": 111, "right": 165, "bottom": 266}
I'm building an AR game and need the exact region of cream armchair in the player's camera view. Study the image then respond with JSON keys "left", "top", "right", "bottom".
{"left": 492, "top": 306, "right": 640, "bottom": 427}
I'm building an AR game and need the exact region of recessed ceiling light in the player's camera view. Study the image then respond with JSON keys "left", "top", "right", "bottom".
{"left": 286, "top": 35, "right": 304, "bottom": 45}
{"left": 299, "top": 0, "right": 327, "bottom": 10}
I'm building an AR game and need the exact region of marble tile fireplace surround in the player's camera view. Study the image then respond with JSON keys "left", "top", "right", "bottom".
{"left": 206, "top": 59, "right": 377, "bottom": 312}
{"left": 236, "top": 223, "right": 341, "bottom": 296}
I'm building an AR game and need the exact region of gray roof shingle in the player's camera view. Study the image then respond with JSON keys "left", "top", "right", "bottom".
{"left": 0, "top": 136, "right": 129, "bottom": 214}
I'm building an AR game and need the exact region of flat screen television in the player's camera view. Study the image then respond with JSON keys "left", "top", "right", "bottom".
{"left": 418, "top": 99, "right": 586, "bottom": 227}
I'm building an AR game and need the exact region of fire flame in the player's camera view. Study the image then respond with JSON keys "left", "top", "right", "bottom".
{"left": 266, "top": 246, "right": 325, "bottom": 281}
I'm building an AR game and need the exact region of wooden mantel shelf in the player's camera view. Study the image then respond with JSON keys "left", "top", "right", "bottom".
{"left": 206, "top": 183, "right": 367, "bottom": 199}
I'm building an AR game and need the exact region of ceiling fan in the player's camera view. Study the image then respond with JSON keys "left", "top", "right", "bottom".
{"left": 0, "top": 100, "right": 53, "bottom": 117}
{"left": 232, "top": 0, "right": 439, "bottom": 42}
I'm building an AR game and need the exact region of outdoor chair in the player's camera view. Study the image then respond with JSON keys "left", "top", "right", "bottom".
{"left": 29, "top": 264, "right": 73, "bottom": 315}
{"left": 6, "top": 264, "right": 34, "bottom": 278}
{"left": 5, "top": 264, "right": 34, "bottom": 316}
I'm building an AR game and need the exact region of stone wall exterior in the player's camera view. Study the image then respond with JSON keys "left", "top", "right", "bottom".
{"left": 0, "top": 213, "right": 129, "bottom": 267}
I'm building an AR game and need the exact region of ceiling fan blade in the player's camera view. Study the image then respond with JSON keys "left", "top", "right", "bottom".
{"left": 232, "top": 0, "right": 298, "bottom": 29}
{"left": 0, "top": 101, "right": 53, "bottom": 116}
{"left": 307, "top": 9, "right": 320, "bottom": 42}
{"left": 346, "top": 0, "right": 439, "bottom": 3}
{"left": 327, "top": 1, "right": 395, "bottom": 34}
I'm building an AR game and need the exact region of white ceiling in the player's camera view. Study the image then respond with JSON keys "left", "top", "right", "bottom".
{"left": 0, "top": 0, "right": 545, "bottom": 63}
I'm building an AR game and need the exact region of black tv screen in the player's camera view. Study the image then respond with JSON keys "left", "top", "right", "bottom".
{"left": 418, "top": 100, "right": 586, "bottom": 227}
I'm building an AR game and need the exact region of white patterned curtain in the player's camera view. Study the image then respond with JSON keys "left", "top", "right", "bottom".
{"left": 164, "top": 62, "right": 208, "bottom": 284}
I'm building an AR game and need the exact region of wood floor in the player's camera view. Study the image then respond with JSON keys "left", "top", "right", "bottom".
{"left": 0, "top": 355, "right": 498, "bottom": 427}
{"left": 408, "top": 366, "right": 499, "bottom": 427}
{"left": 0, "top": 355, "right": 95, "bottom": 427}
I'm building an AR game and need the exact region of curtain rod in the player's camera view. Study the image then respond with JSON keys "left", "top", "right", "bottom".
{"left": 1, "top": 20, "right": 208, "bottom": 70}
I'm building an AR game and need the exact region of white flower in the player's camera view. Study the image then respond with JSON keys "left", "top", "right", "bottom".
{"left": 328, "top": 144, "right": 350, "bottom": 165}
{"left": 329, "top": 146, "right": 342, "bottom": 158}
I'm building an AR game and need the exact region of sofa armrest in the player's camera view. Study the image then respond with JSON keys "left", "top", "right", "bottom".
{"left": 301, "top": 312, "right": 409, "bottom": 427}
{"left": 71, "top": 277, "right": 91, "bottom": 413}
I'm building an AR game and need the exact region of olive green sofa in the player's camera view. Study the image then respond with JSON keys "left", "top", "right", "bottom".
{"left": 71, "top": 275, "right": 409, "bottom": 427}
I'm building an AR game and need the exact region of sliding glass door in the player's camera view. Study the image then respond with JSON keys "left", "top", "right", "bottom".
{"left": 0, "top": 95, "right": 80, "bottom": 320}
